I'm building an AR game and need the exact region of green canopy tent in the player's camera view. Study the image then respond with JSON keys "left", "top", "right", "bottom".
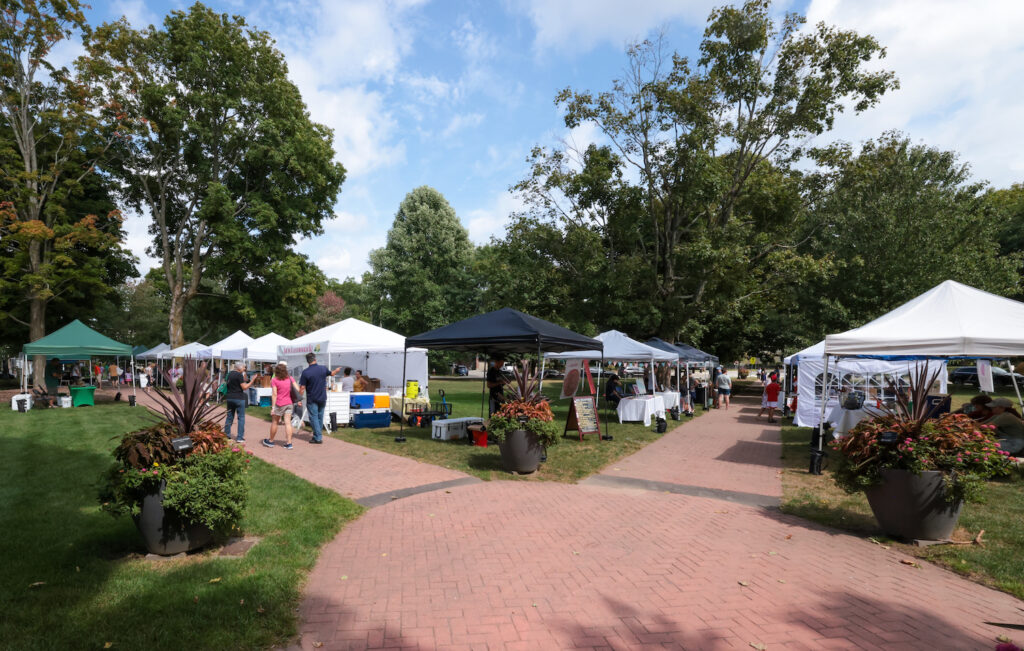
{"left": 21, "top": 320, "right": 135, "bottom": 399}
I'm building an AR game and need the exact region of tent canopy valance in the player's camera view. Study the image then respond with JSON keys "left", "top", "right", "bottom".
{"left": 405, "top": 308, "right": 602, "bottom": 354}
{"left": 824, "top": 280, "right": 1024, "bottom": 358}
{"left": 23, "top": 320, "right": 132, "bottom": 357}
{"left": 545, "top": 330, "right": 673, "bottom": 362}
{"left": 646, "top": 338, "right": 717, "bottom": 364}
{"left": 137, "top": 343, "right": 169, "bottom": 360}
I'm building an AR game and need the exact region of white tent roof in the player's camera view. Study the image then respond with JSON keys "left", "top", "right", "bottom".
{"left": 197, "top": 330, "right": 254, "bottom": 359}
{"left": 163, "top": 341, "right": 206, "bottom": 359}
{"left": 222, "top": 332, "right": 290, "bottom": 362}
{"left": 824, "top": 280, "right": 1024, "bottom": 358}
{"left": 544, "top": 330, "right": 678, "bottom": 362}
{"left": 784, "top": 340, "right": 824, "bottom": 365}
{"left": 137, "top": 342, "right": 169, "bottom": 360}
{"left": 279, "top": 318, "right": 423, "bottom": 355}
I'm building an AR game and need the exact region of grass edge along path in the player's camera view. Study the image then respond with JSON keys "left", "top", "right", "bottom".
{"left": 779, "top": 418, "right": 1024, "bottom": 601}
{"left": 250, "top": 378, "right": 709, "bottom": 482}
{"left": 0, "top": 403, "right": 363, "bottom": 651}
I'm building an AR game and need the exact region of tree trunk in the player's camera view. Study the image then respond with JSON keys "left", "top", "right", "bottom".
{"left": 29, "top": 296, "right": 46, "bottom": 389}
{"left": 168, "top": 291, "right": 186, "bottom": 349}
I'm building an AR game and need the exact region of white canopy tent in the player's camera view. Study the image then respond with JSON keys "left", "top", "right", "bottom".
{"left": 825, "top": 280, "right": 1024, "bottom": 358}
{"left": 197, "top": 331, "right": 254, "bottom": 360}
{"left": 221, "top": 332, "right": 289, "bottom": 363}
{"left": 136, "top": 343, "right": 169, "bottom": 360}
{"left": 277, "top": 318, "right": 428, "bottom": 393}
{"left": 784, "top": 340, "right": 948, "bottom": 427}
{"left": 161, "top": 342, "right": 206, "bottom": 360}
{"left": 545, "top": 330, "right": 678, "bottom": 392}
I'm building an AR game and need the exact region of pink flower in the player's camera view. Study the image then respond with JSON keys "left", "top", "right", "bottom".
{"left": 232, "top": 447, "right": 240, "bottom": 452}
{"left": 245, "top": 459, "right": 251, "bottom": 463}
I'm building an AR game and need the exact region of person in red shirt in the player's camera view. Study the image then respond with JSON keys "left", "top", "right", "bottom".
{"left": 764, "top": 373, "right": 782, "bottom": 423}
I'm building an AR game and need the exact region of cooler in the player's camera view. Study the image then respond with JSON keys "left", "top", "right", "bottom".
{"left": 431, "top": 417, "right": 483, "bottom": 441}
{"left": 11, "top": 393, "right": 33, "bottom": 411}
{"left": 353, "top": 410, "right": 391, "bottom": 429}
{"left": 350, "top": 393, "right": 375, "bottom": 409}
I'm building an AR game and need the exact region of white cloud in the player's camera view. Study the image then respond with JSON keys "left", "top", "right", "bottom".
{"left": 324, "top": 210, "right": 370, "bottom": 233}
{"left": 441, "top": 112, "right": 485, "bottom": 138}
{"left": 451, "top": 19, "right": 498, "bottom": 60}
{"left": 108, "top": 0, "right": 160, "bottom": 29}
{"left": 514, "top": 0, "right": 718, "bottom": 53}
{"left": 804, "top": 0, "right": 1024, "bottom": 187}
{"left": 465, "top": 192, "right": 526, "bottom": 243}
{"left": 120, "top": 211, "right": 161, "bottom": 276}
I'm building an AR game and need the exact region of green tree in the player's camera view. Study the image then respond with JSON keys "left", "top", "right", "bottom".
{"left": 516, "top": 1, "right": 896, "bottom": 348}
{"left": 0, "top": 0, "right": 133, "bottom": 384}
{"left": 83, "top": 3, "right": 345, "bottom": 346}
{"left": 367, "top": 186, "right": 477, "bottom": 335}
{"left": 796, "top": 133, "right": 1021, "bottom": 338}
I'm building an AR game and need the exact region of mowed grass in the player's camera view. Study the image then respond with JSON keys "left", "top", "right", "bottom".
{"left": 252, "top": 378, "right": 702, "bottom": 482}
{"left": 778, "top": 386, "right": 1024, "bottom": 600}
{"left": 0, "top": 404, "right": 362, "bottom": 651}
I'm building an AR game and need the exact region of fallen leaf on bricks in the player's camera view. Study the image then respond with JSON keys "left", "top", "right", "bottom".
{"left": 768, "top": 551, "right": 778, "bottom": 556}
{"left": 340, "top": 575, "right": 348, "bottom": 580}
{"left": 899, "top": 559, "right": 920, "bottom": 568}
{"left": 738, "top": 581, "right": 750, "bottom": 587}
{"left": 777, "top": 579, "right": 786, "bottom": 584}
{"left": 312, "top": 642, "right": 324, "bottom": 648}
{"left": 785, "top": 534, "right": 792, "bottom": 540}
{"left": 868, "top": 537, "right": 890, "bottom": 550}
{"left": 750, "top": 643, "right": 767, "bottom": 650}
{"left": 996, "top": 634, "right": 1012, "bottom": 643}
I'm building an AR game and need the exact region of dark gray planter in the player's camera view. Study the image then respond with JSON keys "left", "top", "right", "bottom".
{"left": 864, "top": 469, "right": 963, "bottom": 541}
{"left": 498, "top": 429, "right": 544, "bottom": 474}
{"left": 134, "top": 483, "right": 213, "bottom": 555}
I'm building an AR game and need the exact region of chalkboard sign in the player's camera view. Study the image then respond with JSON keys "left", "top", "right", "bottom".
{"left": 564, "top": 395, "right": 601, "bottom": 440}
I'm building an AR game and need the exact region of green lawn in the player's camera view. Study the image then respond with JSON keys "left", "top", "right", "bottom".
{"left": 778, "top": 391, "right": 1024, "bottom": 600}
{"left": 0, "top": 404, "right": 362, "bottom": 651}
{"left": 251, "top": 378, "right": 701, "bottom": 482}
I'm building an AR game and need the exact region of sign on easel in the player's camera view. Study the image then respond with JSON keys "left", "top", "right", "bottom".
{"left": 564, "top": 395, "right": 601, "bottom": 440}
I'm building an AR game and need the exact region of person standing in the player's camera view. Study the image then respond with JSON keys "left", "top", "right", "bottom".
{"left": 339, "top": 367, "right": 355, "bottom": 392}
{"left": 353, "top": 369, "right": 370, "bottom": 392}
{"left": 715, "top": 367, "right": 733, "bottom": 409}
{"left": 143, "top": 363, "right": 155, "bottom": 394}
{"left": 224, "top": 362, "right": 257, "bottom": 443}
{"left": 298, "top": 352, "right": 342, "bottom": 444}
{"left": 70, "top": 362, "right": 82, "bottom": 386}
{"left": 764, "top": 373, "right": 782, "bottom": 423}
{"left": 93, "top": 362, "right": 103, "bottom": 388}
{"left": 43, "top": 357, "right": 62, "bottom": 405}
{"left": 486, "top": 356, "right": 507, "bottom": 416}
{"left": 263, "top": 363, "right": 300, "bottom": 450}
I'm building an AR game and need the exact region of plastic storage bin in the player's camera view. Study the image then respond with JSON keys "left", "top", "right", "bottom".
{"left": 350, "top": 393, "right": 375, "bottom": 409}
{"left": 353, "top": 411, "right": 391, "bottom": 429}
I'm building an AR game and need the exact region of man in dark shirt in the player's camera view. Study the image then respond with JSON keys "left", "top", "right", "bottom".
{"left": 299, "top": 352, "right": 342, "bottom": 444}
{"left": 224, "top": 362, "right": 257, "bottom": 443}
{"left": 486, "top": 355, "right": 506, "bottom": 416}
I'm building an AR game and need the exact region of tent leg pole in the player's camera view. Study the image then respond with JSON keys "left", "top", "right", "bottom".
{"left": 538, "top": 343, "right": 545, "bottom": 393}
{"left": 396, "top": 348, "right": 408, "bottom": 442}
{"left": 131, "top": 355, "right": 137, "bottom": 402}
{"left": 600, "top": 354, "right": 610, "bottom": 441}
{"left": 480, "top": 362, "right": 487, "bottom": 420}
{"left": 1007, "top": 360, "right": 1024, "bottom": 413}
{"left": 810, "top": 355, "right": 832, "bottom": 476}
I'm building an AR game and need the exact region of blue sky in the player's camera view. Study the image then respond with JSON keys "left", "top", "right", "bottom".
{"left": 82, "top": 1, "right": 1024, "bottom": 281}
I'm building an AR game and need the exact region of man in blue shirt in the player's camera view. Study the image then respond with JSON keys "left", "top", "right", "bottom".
{"left": 299, "top": 352, "right": 342, "bottom": 444}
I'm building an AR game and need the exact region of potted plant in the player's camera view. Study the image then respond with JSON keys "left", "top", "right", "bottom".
{"left": 832, "top": 365, "right": 1013, "bottom": 540}
{"left": 99, "top": 360, "right": 251, "bottom": 555}
{"left": 488, "top": 360, "right": 560, "bottom": 474}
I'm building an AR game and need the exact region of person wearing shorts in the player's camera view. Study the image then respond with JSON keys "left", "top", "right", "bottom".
{"left": 263, "top": 362, "right": 299, "bottom": 450}
{"left": 715, "top": 368, "right": 733, "bottom": 409}
{"left": 764, "top": 374, "right": 782, "bottom": 423}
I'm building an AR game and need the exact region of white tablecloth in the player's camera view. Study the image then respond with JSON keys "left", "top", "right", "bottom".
{"left": 826, "top": 404, "right": 883, "bottom": 436}
{"left": 617, "top": 395, "right": 666, "bottom": 426}
{"left": 655, "top": 391, "right": 680, "bottom": 410}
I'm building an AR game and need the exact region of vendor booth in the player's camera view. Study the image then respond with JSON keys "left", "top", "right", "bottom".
{"left": 406, "top": 308, "right": 604, "bottom": 442}
{"left": 647, "top": 338, "right": 719, "bottom": 410}
{"left": 18, "top": 319, "right": 136, "bottom": 406}
{"left": 278, "top": 318, "right": 428, "bottom": 394}
{"left": 545, "top": 330, "right": 678, "bottom": 424}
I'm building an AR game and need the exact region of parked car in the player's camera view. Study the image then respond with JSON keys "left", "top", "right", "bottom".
{"left": 455, "top": 364, "right": 469, "bottom": 376}
{"left": 543, "top": 368, "right": 564, "bottom": 379}
{"left": 949, "top": 365, "right": 1024, "bottom": 387}
{"left": 622, "top": 364, "right": 644, "bottom": 377}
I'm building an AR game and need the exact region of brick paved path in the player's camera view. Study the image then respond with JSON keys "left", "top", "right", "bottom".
{"left": 138, "top": 391, "right": 1024, "bottom": 649}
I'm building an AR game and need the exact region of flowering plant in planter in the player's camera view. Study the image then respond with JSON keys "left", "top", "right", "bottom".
{"left": 99, "top": 360, "right": 251, "bottom": 536}
{"left": 832, "top": 365, "right": 1012, "bottom": 503}
{"left": 487, "top": 360, "right": 560, "bottom": 448}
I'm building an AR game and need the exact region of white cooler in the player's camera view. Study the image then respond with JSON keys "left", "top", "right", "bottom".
{"left": 10, "top": 393, "right": 33, "bottom": 411}
{"left": 59, "top": 395, "right": 72, "bottom": 408}
{"left": 431, "top": 417, "right": 483, "bottom": 441}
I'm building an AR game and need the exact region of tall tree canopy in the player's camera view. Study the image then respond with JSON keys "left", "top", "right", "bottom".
{"left": 509, "top": 0, "right": 897, "bottom": 357}
{"left": 83, "top": 3, "right": 345, "bottom": 346}
{"left": 0, "top": 0, "right": 134, "bottom": 383}
{"left": 367, "top": 186, "right": 477, "bottom": 335}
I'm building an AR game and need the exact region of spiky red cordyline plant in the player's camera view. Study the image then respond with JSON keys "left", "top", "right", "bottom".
{"left": 150, "top": 358, "right": 225, "bottom": 435}
{"left": 875, "top": 362, "right": 945, "bottom": 437}
{"left": 498, "top": 359, "right": 554, "bottom": 422}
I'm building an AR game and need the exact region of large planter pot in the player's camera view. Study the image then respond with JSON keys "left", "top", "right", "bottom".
{"left": 134, "top": 483, "right": 213, "bottom": 556}
{"left": 498, "top": 429, "right": 544, "bottom": 474}
{"left": 864, "top": 469, "right": 963, "bottom": 541}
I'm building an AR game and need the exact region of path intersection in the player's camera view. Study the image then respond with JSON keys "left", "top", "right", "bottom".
{"left": 148, "top": 392, "right": 1024, "bottom": 650}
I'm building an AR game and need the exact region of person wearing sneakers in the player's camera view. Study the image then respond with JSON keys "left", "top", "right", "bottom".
{"left": 298, "top": 352, "right": 342, "bottom": 444}
{"left": 263, "top": 363, "right": 300, "bottom": 450}
{"left": 764, "top": 373, "right": 782, "bottom": 423}
{"left": 715, "top": 367, "right": 733, "bottom": 409}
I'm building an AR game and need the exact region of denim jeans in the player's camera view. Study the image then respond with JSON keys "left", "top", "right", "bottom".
{"left": 225, "top": 398, "right": 246, "bottom": 440}
{"left": 307, "top": 400, "right": 326, "bottom": 442}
